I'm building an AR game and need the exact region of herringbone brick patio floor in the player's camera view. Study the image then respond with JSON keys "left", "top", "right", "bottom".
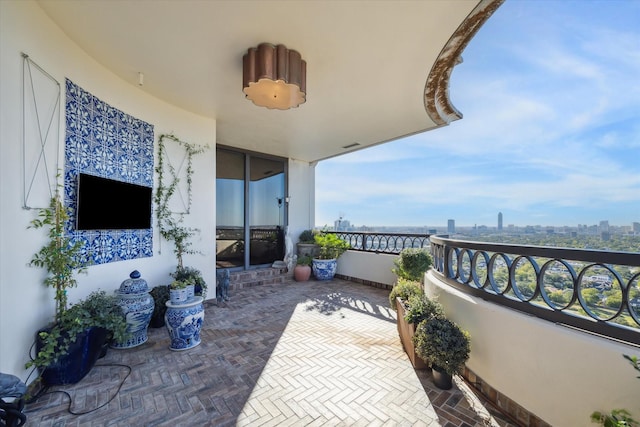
{"left": 24, "top": 277, "right": 517, "bottom": 427}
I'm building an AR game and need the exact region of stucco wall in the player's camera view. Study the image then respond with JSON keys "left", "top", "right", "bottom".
{"left": 336, "top": 251, "right": 398, "bottom": 287}
{"left": 424, "top": 269, "right": 639, "bottom": 426}
{"left": 0, "top": 1, "right": 217, "bottom": 381}
{"left": 287, "top": 159, "right": 316, "bottom": 245}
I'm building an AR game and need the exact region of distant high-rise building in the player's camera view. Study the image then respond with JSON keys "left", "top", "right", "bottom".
{"left": 599, "top": 220, "right": 609, "bottom": 232}
{"left": 334, "top": 218, "right": 350, "bottom": 231}
{"left": 633, "top": 222, "right": 640, "bottom": 233}
{"left": 447, "top": 219, "right": 455, "bottom": 234}
{"left": 498, "top": 212, "right": 503, "bottom": 231}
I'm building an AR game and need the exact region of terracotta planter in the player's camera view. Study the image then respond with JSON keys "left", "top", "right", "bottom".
{"left": 396, "top": 298, "right": 429, "bottom": 370}
{"left": 294, "top": 265, "right": 312, "bottom": 281}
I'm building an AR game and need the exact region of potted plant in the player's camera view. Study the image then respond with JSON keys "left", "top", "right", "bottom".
{"left": 392, "top": 247, "right": 433, "bottom": 283}
{"left": 296, "top": 229, "right": 318, "bottom": 258}
{"left": 294, "top": 255, "right": 312, "bottom": 282}
{"left": 26, "top": 193, "right": 126, "bottom": 386}
{"left": 149, "top": 285, "right": 170, "bottom": 328}
{"left": 169, "top": 280, "right": 190, "bottom": 304}
{"left": 311, "top": 232, "right": 350, "bottom": 280}
{"left": 413, "top": 317, "right": 471, "bottom": 390}
{"left": 171, "top": 266, "right": 207, "bottom": 298}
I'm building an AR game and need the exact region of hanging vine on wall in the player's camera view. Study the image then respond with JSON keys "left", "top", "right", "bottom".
{"left": 155, "top": 133, "right": 207, "bottom": 268}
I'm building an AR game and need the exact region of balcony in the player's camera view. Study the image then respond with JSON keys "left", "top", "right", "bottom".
{"left": 19, "top": 233, "right": 639, "bottom": 426}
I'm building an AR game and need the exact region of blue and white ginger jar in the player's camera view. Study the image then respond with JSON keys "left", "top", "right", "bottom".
{"left": 113, "top": 270, "right": 154, "bottom": 348}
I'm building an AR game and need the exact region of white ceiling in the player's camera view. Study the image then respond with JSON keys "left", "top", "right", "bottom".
{"left": 37, "top": 0, "right": 488, "bottom": 162}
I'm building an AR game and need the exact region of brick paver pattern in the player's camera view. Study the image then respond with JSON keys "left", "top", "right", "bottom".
{"left": 24, "top": 278, "right": 515, "bottom": 426}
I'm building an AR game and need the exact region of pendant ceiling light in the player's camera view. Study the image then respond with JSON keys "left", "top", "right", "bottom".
{"left": 243, "top": 43, "right": 306, "bottom": 110}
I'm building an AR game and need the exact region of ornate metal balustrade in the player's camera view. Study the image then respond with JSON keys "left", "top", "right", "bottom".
{"left": 430, "top": 236, "right": 640, "bottom": 346}
{"left": 328, "top": 231, "right": 431, "bottom": 255}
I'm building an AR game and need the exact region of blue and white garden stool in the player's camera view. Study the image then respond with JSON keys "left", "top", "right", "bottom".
{"left": 165, "top": 296, "right": 204, "bottom": 351}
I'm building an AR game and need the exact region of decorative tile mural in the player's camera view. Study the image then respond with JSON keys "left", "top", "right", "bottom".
{"left": 64, "top": 79, "right": 154, "bottom": 264}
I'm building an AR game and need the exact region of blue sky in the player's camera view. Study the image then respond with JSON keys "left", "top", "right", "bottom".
{"left": 316, "top": 1, "right": 640, "bottom": 229}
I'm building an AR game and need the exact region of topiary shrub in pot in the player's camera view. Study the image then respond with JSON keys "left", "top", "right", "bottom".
{"left": 413, "top": 317, "right": 471, "bottom": 389}
{"left": 392, "top": 247, "right": 433, "bottom": 283}
{"left": 388, "top": 278, "right": 424, "bottom": 310}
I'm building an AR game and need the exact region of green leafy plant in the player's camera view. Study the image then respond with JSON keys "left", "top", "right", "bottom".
{"left": 624, "top": 354, "right": 639, "bottom": 378}
{"left": 388, "top": 278, "right": 424, "bottom": 310}
{"left": 392, "top": 248, "right": 433, "bottom": 282}
{"left": 28, "top": 193, "right": 88, "bottom": 323}
{"left": 590, "top": 354, "right": 640, "bottom": 427}
{"left": 171, "top": 266, "right": 207, "bottom": 297}
{"left": 314, "top": 232, "right": 350, "bottom": 260}
{"left": 297, "top": 255, "right": 312, "bottom": 266}
{"left": 590, "top": 409, "right": 638, "bottom": 427}
{"left": 413, "top": 317, "right": 471, "bottom": 375}
{"left": 27, "top": 291, "right": 128, "bottom": 370}
{"left": 403, "top": 294, "right": 445, "bottom": 325}
{"left": 170, "top": 280, "right": 189, "bottom": 289}
{"left": 150, "top": 285, "right": 170, "bottom": 325}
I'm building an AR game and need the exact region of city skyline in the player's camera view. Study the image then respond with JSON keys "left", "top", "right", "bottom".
{"left": 315, "top": 1, "right": 640, "bottom": 228}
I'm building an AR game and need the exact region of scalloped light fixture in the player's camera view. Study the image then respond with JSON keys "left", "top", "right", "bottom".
{"left": 243, "top": 43, "right": 306, "bottom": 110}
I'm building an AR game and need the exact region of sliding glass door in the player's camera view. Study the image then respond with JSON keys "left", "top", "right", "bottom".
{"left": 216, "top": 147, "right": 286, "bottom": 269}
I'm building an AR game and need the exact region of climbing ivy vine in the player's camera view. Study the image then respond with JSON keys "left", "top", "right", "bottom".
{"left": 155, "top": 133, "right": 207, "bottom": 268}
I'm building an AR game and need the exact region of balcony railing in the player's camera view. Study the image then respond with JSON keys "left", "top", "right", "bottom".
{"left": 430, "top": 236, "right": 640, "bottom": 346}
{"left": 328, "top": 231, "right": 431, "bottom": 255}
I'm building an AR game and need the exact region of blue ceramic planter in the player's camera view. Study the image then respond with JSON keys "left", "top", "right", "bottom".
{"left": 312, "top": 258, "right": 337, "bottom": 280}
{"left": 38, "top": 326, "right": 107, "bottom": 386}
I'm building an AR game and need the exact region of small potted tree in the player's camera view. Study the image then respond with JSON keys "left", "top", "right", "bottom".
{"left": 392, "top": 247, "right": 433, "bottom": 283}
{"left": 294, "top": 255, "right": 312, "bottom": 282}
{"left": 413, "top": 317, "right": 471, "bottom": 389}
{"left": 312, "top": 232, "right": 350, "bottom": 280}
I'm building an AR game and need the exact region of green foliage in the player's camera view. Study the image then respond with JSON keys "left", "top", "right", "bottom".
{"left": 171, "top": 266, "right": 206, "bottom": 297}
{"left": 388, "top": 278, "right": 424, "bottom": 310}
{"left": 591, "top": 409, "right": 638, "bottom": 427}
{"left": 150, "top": 285, "right": 170, "bottom": 320}
{"left": 29, "top": 193, "right": 88, "bottom": 322}
{"left": 392, "top": 248, "right": 433, "bottom": 282}
{"left": 297, "top": 255, "right": 312, "bottom": 266}
{"left": 155, "top": 134, "right": 207, "bottom": 269}
{"left": 582, "top": 288, "right": 602, "bottom": 305}
{"left": 26, "top": 291, "right": 128, "bottom": 370}
{"left": 298, "top": 229, "right": 316, "bottom": 243}
{"left": 413, "top": 317, "right": 471, "bottom": 375}
{"left": 314, "top": 232, "right": 350, "bottom": 259}
{"left": 590, "top": 354, "right": 640, "bottom": 426}
{"left": 403, "top": 294, "right": 445, "bottom": 325}
{"left": 624, "top": 354, "right": 640, "bottom": 378}
{"left": 170, "top": 280, "right": 189, "bottom": 289}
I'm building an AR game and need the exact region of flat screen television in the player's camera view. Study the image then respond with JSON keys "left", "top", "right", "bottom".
{"left": 76, "top": 173, "right": 152, "bottom": 230}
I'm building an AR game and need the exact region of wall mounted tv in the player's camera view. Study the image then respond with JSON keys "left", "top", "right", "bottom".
{"left": 76, "top": 173, "right": 152, "bottom": 230}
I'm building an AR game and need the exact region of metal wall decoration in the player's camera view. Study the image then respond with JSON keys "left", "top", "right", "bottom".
{"left": 22, "top": 53, "right": 61, "bottom": 209}
{"left": 64, "top": 79, "right": 154, "bottom": 264}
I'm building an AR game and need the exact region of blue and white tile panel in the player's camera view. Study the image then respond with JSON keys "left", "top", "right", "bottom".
{"left": 64, "top": 79, "right": 154, "bottom": 264}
